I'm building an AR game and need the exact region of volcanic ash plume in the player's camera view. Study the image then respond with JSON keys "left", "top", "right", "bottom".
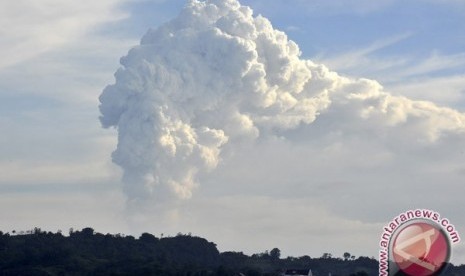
{"left": 99, "top": 0, "right": 465, "bottom": 201}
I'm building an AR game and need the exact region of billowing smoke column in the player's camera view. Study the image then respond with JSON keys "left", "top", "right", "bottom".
{"left": 100, "top": 0, "right": 465, "bottom": 201}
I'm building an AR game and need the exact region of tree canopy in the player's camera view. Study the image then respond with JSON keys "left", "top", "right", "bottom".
{"left": 0, "top": 229, "right": 463, "bottom": 275}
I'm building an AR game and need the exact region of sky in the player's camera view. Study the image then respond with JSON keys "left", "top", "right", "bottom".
{"left": 1, "top": 0, "right": 465, "bottom": 264}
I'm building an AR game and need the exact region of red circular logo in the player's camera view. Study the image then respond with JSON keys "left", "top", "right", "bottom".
{"left": 391, "top": 221, "right": 450, "bottom": 276}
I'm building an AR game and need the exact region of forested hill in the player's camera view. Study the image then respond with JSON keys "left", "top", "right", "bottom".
{"left": 0, "top": 228, "right": 463, "bottom": 275}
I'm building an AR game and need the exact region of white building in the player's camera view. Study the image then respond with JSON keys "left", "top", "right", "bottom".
{"left": 282, "top": 269, "right": 313, "bottom": 276}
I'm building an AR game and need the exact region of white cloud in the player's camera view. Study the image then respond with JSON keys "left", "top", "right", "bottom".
{"left": 0, "top": 1, "right": 136, "bottom": 191}
{"left": 395, "top": 51, "right": 465, "bottom": 79}
{"left": 293, "top": 0, "right": 465, "bottom": 15}
{"left": 243, "top": 0, "right": 396, "bottom": 16}
{"left": 100, "top": 0, "right": 465, "bottom": 203}
{"left": 0, "top": 160, "right": 117, "bottom": 186}
{"left": 121, "top": 194, "right": 383, "bottom": 258}
{"left": 294, "top": 0, "right": 396, "bottom": 15}
{"left": 0, "top": 100, "right": 120, "bottom": 188}
{"left": 388, "top": 74, "right": 465, "bottom": 107}
{"left": 315, "top": 37, "right": 465, "bottom": 108}
{"left": 0, "top": 0, "right": 129, "bottom": 69}
{"left": 95, "top": 0, "right": 465, "bottom": 261}
{"left": 1, "top": 0, "right": 465, "bottom": 263}
{"left": 314, "top": 33, "right": 412, "bottom": 76}
{"left": 0, "top": 35, "right": 136, "bottom": 106}
{"left": 0, "top": 191, "right": 127, "bottom": 235}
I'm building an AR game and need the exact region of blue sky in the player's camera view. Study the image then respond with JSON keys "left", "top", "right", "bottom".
{"left": 1, "top": 0, "right": 465, "bottom": 263}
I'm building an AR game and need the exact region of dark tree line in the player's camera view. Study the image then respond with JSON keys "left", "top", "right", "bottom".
{"left": 0, "top": 228, "right": 463, "bottom": 275}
